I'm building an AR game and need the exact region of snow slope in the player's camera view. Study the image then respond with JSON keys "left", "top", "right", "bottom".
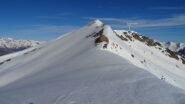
{"left": 0, "top": 46, "right": 40, "bottom": 64}
{"left": 88, "top": 24, "right": 185, "bottom": 90}
{"left": 0, "top": 20, "right": 185, "bottom": 104}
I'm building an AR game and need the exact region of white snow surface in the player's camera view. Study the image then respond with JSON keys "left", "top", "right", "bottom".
{"left": 0, "top": 20, "right": 185, "bottom": 104}
{"left": 107, "top": 29, "right": 185, "bottom": 90}
{"left": 0, "top": 46, "right": 39, "bottom": 64}
{"left": 0, "top": 37, "right": 41, "bottom": 49}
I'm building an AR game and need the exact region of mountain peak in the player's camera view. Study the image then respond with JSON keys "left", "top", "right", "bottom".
{"left": 92, "top": 19, "right": 103, "bottom": 25}
{"left": 1, "top": 20, "right": 185, "bottom": 104}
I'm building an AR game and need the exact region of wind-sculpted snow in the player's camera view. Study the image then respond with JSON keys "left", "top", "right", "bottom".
{"left": 0, "top": 20, "right": 185, "bottom": 104}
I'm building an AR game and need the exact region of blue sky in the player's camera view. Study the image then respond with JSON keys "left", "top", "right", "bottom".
{"left": 0, "top": 0, "right": 185, "bottom": 42}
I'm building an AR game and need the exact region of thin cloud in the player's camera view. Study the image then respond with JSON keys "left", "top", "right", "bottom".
{"left": 85, "top": 14, "right": 185, "bottom": 28}
{"left": 36, "top": 13, "right": 72, "bottom": 19}
{"left": 85, "top": 17, "right": 126, "bottom": 22}
{"left": 57, "top": 13, "right": 72, "bottom": 16}
{"left": 36, "top": 16, "right": 64, "bottom": 19}
{"left": 150, "top": 7, "right": 185, "bottom": 10}
{"left": 13, "top": 25, "right": 78, "bottom": 35}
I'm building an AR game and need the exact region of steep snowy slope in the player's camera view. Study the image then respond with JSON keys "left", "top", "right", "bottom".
{"left": 0, "top": 20, "right": 185, "bottom": 104}
{"left": 162, "top": 42, "right": 185, "bottom": 55}
{"left": 0, "top": 37, "right": 41, "bottom": 56}
{"left": 103, "top": 29, "right": 185, "bottom": 90}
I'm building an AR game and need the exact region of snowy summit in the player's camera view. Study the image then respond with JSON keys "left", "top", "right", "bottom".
{"left": 0, "top": 20, "right": 185, "bottom": 104}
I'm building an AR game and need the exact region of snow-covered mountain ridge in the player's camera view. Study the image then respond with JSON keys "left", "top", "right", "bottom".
{"left": 0, "top": 20, "right": 185, "bottom": 104}
{"left": 87, "top": 21, "right": 185, "bottom": 90}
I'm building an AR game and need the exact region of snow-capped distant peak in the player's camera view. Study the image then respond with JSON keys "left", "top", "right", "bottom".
{"left": 0, "top": 37, "right": 42, "bottom": 49}
{"left": 0, "top": 37, "right": 42, "bottom": 56}
{"left": 161, "top": 42, "right": 185, "bottom": 55}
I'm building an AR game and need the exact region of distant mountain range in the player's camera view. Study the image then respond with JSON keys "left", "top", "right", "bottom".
{"left": 0, "top": 37, "right": 41, "bottom": 56}
{"left": 161, "top": 42, "right": 185, "bottom": 56}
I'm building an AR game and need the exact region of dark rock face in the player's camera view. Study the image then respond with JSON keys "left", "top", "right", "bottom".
{"left": 95, "top": 35, "right": 109, "bottom": 49}
{"left": 132, "top": 33, "right": 161, "bottom": 47}
{"left": 164, "top": 48, "right": 185, "bottom": 65}
{"left": 165, "top": 48, "right": 179, "bottom": 60}
{"left": 95, "top": 35, "right": 109, "bottom": 44}
{"left": 115, "top": 34, "right": 128, "bottom": 41}
{"left": 86, "top": 29, "right": 109, "bottom": 49}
